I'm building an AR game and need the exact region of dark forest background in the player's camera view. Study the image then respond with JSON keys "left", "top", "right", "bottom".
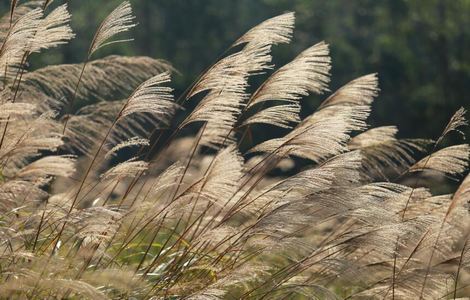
{"left": 2, "top": 0, "right": 469, "bottom": 139}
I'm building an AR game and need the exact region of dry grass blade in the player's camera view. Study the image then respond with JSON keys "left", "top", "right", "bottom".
{"left": 9, "top": 0, "right": 18, "bottom": 25}
{"left": 43, "top": 0, "right": 53, "bottom": 9}
{"left": 88, "top": 1, "right": 136, "bottom": 57}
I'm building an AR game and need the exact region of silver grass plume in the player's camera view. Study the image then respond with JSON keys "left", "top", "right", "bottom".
{"left": 100, "top": 157, "right": 148, "bottom": 180}
{"left": 16, "top": 155, "right": 75, "bottom": 178}
{"left": 0, "top": 8, "right": 41, "bottom": 79}
{"left": 184, "top": 45, "right": 273, "bottom": 148}
{"left": 28, "top": 4, "right": 75, "bottom": 53}
{"left": 22, "top": 55, "right": 173, "bottom": 110}
{"left": 63, "top": 101, "right": 154, "bottom": 156}
{"left": 349, "top": 126, "right": 429, "bottom": 179}
{"left": 241, "top": 102, "right": 301, "bottom": 129}
{"left": 119, "top": 72, "right": 177, "bottom": 124}
{"left": 319, "top": 73, "right": 379, "bottom": 109}
{"left": 183, "top": 91, "right": 247, "bottom": 148}
{"left": 0, "top": 112, "right": 63, "bottom": 176}
{"left": 0, "top": 1, "right": 43, "bottom": 43}
{"left": 0, "top": 274, "right": 107, "bottom": 299}
{"left": 0, "top": 179, "right": 48, "bottom": 213}
{"left": 452, "top": 173, "right": 470, "bottom": 212}
{"left": 409, "top": 144, "right": 470, "bottom": 177}
{"left": 1, "top": 7, "right": 469, "bottom": 300}
{"left": 233, "top": 12, "right": 295, "bottom": 47}
{"left": 81, "top": 269, "right": 143, "bottom": 295}
{"left": 147, "top": 163, "right": 185, "bottom": 199}
{"left": 74, "top": 206, "right": 122, "bottom": 246}
{"left": 350, "top": 126, "right": 398, "bottom": 148}
{"left": 246, "top": 74, "right": 379, "bottom": 161}
{"left": 88, "top": 1, "right": 136, "bottom": 57}
{"left": 187, "top": 43, "right": 273, "bottom": 99}
{"left": 242, "top": 42, "right": 330, "bottom": 129}
{"left": 187, "top": 146, "right": 244, "bottom": 207}
{"left": 437, "top": 106, "right": 467, "bottom": 144}
{"left": 242, "top": 151, "right": 363, "bottom": 215}
{"left": 63, "top": 72, "right": 174, "bottom": 159}
{"left": 247, "top": 41, "right": 331, "bottom": 108}
{"left": 249, "top": 105, "right": 370, "bottom": 162}
{"left": 441, "top": 174, "right": 470, "bottom": 225}
{"left": 0, "top": 102, "right": 36, "bottom": 121}
{"left": 105, "top": 137, "right": 149, "bottom": 159}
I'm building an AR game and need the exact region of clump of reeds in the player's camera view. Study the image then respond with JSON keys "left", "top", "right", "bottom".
{"left": 0, "top": 1, "right": 469, "bottom": 299}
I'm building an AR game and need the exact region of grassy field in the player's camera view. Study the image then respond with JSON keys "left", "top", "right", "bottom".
{"left": 0, "top": 1, "right": 469, "bottom": 299}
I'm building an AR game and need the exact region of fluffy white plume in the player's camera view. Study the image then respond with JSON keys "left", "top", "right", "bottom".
{"left": 410, "top": 144, "right": 470, "bottom": 177}
{"left": 349, "top": 126, "right": 429, "bottom": 178}
{"left": 0, "top": 8, "right": 42, "bottom": 78}
{"left": 249, "top": 105, "right": 370, "bottom": 162}
{"left": 187, "top": 44, "right": 273, "bottom": 99}
{"left": 233, "top": 12, "right": 295, "bottom": 47}
{"left": 242, "top": 102, "right": 301, "bottom": 129}
{"left": 105, "top": 137, "right": 149, "bottom": 159}
{"left": 319, "top": 73, "right": 379, "bottom": 108}
{"left": 88, "top": 1, "right": 136, "bottom": 56}
{"left": 120, "top": 72, "right": 177, "bottom": 125}
{"left": 247, "top": 41, "right": 331, "bottom": 108}
{"left": 100, "top": 157, "right": 148, "bottom": 180}
{"left": 17, "top": 155, "right": 75, "bottom": 178}
{"left": 437, "top": 107, "right": 467, "bottom": 144}
{"left": 28, "top": 4, "right": 75, "bottom": 53}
